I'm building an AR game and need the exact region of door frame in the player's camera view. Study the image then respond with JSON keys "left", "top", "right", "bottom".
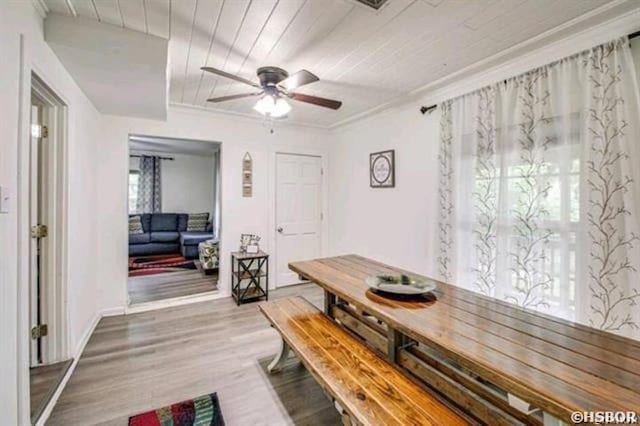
{"left": 271, "top": 150, "right": 328, "bottom": 289}
{"left": 15, "top": 38, "right": 72, "bottom": 426}
{"left": 29, "top": 74, "right": 70, "bottom": 366}
{"left": 124, "top": 134, "right": 225, "bottom": 310}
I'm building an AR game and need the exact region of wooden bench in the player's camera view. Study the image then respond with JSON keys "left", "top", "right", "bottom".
{"left": 260, "top": 296, "right": 470, "bottom": 426}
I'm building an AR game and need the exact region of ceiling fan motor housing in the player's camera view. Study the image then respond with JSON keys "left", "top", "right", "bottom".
{"left": 257, "top": 66, "right": 289, "bottom": 87}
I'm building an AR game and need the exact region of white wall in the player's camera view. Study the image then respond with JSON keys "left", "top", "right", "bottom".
{"left": 0, "top": 2, "right": 105, "bottom": 424}
{"left": 130, "top": 152, "right": 216, "bottom": 218}
{"left": 328, "top": 102, "right": 441, "bottom": 277}
{"left": 97, "top": 107, "right": 330, "bottom": 310}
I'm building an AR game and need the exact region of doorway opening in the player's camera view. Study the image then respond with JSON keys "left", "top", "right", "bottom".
{"left": 29, "top": 74, "right": 71, "bottom": 424}
{"left": 127, "top": 135, "right": 221, "bottom": 306}
{"left": 275, "top": 153, "right": 324, "bottom": 288}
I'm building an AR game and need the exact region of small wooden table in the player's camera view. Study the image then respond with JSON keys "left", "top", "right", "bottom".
{"left": 231, "top": 251, "right": 269, "bottom": 305}
{"left": 289, "top": 255, "right": 640, "bottom": 426}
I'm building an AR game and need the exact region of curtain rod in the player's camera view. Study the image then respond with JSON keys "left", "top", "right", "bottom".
{"left": 130, "top": 154, "right": 174, "bottom": 161}
{"left": 420, "top": 30, "right": 640, "bottom": 115}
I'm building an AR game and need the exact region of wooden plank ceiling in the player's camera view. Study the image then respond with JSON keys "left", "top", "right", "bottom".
{"left": 44, "top": 0, "right": 633, "bottom": 127}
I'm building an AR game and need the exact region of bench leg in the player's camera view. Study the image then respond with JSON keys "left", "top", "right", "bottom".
{"left": 268, "top": 338, "right": 291, "bottom": 374}
{"left": 325, "top": 290, "right": 336, "bottom": 318}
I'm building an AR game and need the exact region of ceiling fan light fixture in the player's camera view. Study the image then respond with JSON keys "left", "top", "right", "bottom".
{"left": 253, "top": 95, "right": 291, "bottom": 118}
{"left": 253, "top": 95, "right": 275, "bottom": 115}
{"left": 271, "top": 98, "right": 291, "bottom": 118}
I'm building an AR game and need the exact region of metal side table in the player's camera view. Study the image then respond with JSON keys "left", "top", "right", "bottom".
{"left": 231, "top": 251, "right": 269, "bottom": 305}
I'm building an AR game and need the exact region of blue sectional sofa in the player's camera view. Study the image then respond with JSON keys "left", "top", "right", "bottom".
{"left": 129, "top": 213, "right": 215, "bottom": 259}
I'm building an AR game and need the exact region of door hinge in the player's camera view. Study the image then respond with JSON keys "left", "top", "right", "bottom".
{"left": 320, "top": 213, "right": 324, "bottom": 220}
{"left": 31, "top": 124, "right": 48, "bottom": 138}
{"left": 31, "top": 224, "right": 48, "bottom": 239}
{"left": 321, "top": 168, "right": 324, "bottom": 176}
{"left": 31, "top": 324, "right": 48, "bottom": 339}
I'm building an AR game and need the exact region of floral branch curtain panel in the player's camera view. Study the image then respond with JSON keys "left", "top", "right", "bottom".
{"left": 437, "top": 38, "right": 640, "bottom": 340}
{"left": 137, "top": 155, "right": 162, "bottom": 213}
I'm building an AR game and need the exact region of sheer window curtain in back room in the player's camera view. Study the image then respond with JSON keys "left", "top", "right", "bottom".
{"left": 437, "top": 37, "right": 640, "bottom": 340}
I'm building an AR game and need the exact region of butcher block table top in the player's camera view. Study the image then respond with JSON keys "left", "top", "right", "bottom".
{"left": 289, "top": 254, "right": 640, "bottom": 424}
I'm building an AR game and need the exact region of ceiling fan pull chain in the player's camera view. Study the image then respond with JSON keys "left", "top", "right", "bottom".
{"left": 262, "top": 114, "right": 276, "bottom": 134}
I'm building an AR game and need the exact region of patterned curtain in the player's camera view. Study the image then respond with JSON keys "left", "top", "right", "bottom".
{"left": 137, "top": 156, "right": 162, "bottom": 213}
{"left": 437, "top": 38, "right": 640, "bottom": 340}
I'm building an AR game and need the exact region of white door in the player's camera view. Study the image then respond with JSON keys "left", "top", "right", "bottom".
{"left": 276, "top": 153, "right": 322, "bottom": 287}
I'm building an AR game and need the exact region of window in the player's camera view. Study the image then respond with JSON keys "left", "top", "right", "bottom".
{"left": 440, "top": 41, "right": 640, "bottom": 335}
{"left": 462, "top": 115, "right": 581, "bottom": 319}
{"left": 501, "top": 146, "right": 580, "bottom": 318}
{"left": 128, "top": 171, "right": 140, "bottom": 214}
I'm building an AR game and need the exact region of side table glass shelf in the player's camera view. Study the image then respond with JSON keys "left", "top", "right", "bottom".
{"left": 231, "top": 251, "right": 269, "bottom": 305}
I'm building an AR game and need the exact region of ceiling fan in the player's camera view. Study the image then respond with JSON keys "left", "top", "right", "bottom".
{"left": 201, "top": 66, "right": 342, "bottom": 118}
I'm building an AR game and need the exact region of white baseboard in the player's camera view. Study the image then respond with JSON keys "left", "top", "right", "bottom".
{"left": 101, "top": 306, "right": 126, "bottom": 317}
{"left": 35, "top": 310, "right": 101, "bottom": 426}
{"left": 125, "top": 290, "right": 224, "bottom": 314}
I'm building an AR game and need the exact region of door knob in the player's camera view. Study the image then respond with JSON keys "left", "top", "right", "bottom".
{"left": 277, "top": 227, "right": 283, "bottom": 233}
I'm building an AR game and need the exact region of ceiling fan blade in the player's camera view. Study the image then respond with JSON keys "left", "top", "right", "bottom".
{"left": 289, "top": 93, "right": 342, "bottom": 110}
{"left": 206, "top": 92, "right": 263, "bottom": 103}
{"left": 201, "top": 67, "right": 261, "bottom": 89}
{"left": 279, "top": 70, "right": 319, "bottom": 91}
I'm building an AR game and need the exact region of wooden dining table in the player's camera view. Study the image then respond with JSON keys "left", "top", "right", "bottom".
{"left": 289, "top": 254, "right": 640, "bottom": 426}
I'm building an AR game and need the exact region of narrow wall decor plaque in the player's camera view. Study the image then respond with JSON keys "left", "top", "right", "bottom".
{"left": 242, "top": 152, "right": 252, "bottom": 197}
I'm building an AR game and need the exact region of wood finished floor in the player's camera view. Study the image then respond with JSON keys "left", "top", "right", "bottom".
{"left": 31, "top": 360, "right": 72, "bottom": 422}
{"left": 48, "top": 283, "right": 341, "bottom": 425}
{"left": 128, "top": 268, "right": 219, "bottom": 305}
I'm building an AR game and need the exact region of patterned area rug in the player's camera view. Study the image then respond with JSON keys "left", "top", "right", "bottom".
{"left": 129, "top": 393, "right": 225, "bottom": 426}
{"left": 129, "top": 254, "right": 197, "bottom": 277}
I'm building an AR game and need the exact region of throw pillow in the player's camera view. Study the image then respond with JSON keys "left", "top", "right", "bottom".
{"left": 129, "top": 215, "right": 144, "bottom": 234}
{"left": 187, "top": 213, "right": 209, "bottom": 231}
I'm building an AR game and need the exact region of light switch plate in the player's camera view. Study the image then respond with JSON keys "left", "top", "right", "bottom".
{"left": 0, "top": 186, "right": 9, "bottom": 214}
